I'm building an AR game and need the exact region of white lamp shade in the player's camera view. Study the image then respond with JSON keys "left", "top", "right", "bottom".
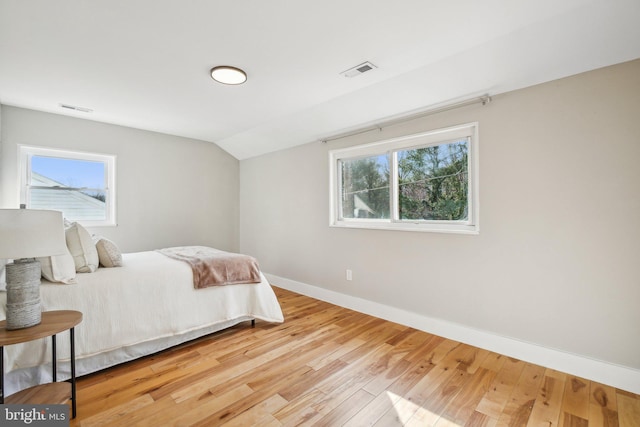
{"left": 0, "top": 209, "right": 68, "bottom": 259}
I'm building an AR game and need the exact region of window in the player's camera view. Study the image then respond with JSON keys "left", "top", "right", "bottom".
{"left": 329, "top": 123, "right": 479, "bottom": 234}
{"left": 19, "top": 146, "right": 116, "bottom": 226}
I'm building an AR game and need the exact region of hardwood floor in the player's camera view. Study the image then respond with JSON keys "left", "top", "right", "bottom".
{"left": 69, "top": 286, "right": 640, "bottom": 426}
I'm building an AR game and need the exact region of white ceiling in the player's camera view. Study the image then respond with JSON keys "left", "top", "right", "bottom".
{"left": 1, "top": 0, "right": 639, "bottom": 160}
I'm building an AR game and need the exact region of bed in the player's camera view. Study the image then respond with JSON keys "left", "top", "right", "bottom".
{"left": 0, "top": 247, "right": 284, "bottom": 396}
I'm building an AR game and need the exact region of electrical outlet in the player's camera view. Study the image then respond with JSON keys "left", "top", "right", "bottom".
{"left": 346, "top": 269, "right": 353, "bottom": 281}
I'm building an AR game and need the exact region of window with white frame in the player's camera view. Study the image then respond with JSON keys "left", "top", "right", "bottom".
{"left": 19, "top": 146, "right": 116, "bottom": 226}
{"left": 329, "top": 123, "right": 479, "bottom": 234}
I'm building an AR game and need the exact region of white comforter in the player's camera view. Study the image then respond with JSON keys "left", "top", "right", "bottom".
{"left": 0, "top": 250, "right": 284, "bottom": 395}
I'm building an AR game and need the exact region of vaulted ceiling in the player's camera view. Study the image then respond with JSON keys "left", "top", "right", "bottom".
{"left": 1, "top": 0, "right": 639, "bottom": 159}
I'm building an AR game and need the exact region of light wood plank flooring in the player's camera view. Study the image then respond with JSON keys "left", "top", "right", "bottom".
{"left": 68, "top": 286, "right": 640, "bottom": 426}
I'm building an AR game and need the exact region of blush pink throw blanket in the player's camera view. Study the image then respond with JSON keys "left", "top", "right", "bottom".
{"left": 157, "top": 246, "right": 261, "bottom": 288}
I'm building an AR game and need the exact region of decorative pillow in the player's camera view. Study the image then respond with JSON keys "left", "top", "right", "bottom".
{"left": 65, "top": 222, "right": 99, "bottom": 273}
{"left": 92, "top": 235, "right": 122, "bottom": 268}
{"left": 0, "top": 259, "right": 6, "bottom": 291}
{"left": 38, "top": 249, "right": 77, "bottom": 284}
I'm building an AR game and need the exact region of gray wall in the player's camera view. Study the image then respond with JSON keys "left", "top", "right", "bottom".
{"left": 240, "top": 59, "right": 640, "bottom": 370}
{"left": 0, "top": 106, "right": 239, "bottom": 253}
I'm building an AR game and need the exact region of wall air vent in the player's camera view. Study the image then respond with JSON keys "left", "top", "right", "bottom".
{"left": 59, "top": 103, "right": 93, "bottom": 113}
{"left": 340, "top": 61, "right": 377, "bottom": 78}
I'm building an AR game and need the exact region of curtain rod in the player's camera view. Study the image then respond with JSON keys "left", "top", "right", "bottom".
{"left": 320, "top": 93, "right": 491, "bottom": 144}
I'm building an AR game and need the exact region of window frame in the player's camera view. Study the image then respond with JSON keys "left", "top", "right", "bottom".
{"left": 329, "top": 122, "right": 479, "bottom": 234}
{"left": 19, "top": 145, "right": 117, "bottom": 227}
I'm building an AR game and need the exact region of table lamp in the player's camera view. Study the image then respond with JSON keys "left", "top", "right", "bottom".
{"left": 0, "top": 209, "right": 67, "bottom": 329}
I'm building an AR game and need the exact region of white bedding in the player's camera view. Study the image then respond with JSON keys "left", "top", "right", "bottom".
{"left": 0, "top": 250, "right": 284, "bottom": 395}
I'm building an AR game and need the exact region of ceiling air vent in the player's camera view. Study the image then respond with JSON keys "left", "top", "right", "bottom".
{"left": 340, "top": 61, "right": 377, "bottom": 78}
{"left": 59, "top": 103, "right": 93, "bottom": 113}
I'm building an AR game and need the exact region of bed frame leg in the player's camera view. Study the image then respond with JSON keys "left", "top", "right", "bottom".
{"left": 251, "top": 319, "right": 255, "bottom": 328}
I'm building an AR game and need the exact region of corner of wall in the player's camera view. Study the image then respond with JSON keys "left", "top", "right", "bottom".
{"left": 0, "top": 103, "right": 4, "bottom": 206}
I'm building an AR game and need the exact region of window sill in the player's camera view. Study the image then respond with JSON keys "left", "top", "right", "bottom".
{"left": 329, "top": 220, "right": 479, "bottom": 235}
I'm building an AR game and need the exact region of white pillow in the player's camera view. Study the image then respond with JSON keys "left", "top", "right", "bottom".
{"left": 92, "top": 236, "right": 122, "bottom": 268}
{"left": 66, "top": 222, "right": 99, "bottom": 273}
{"left": 38, "top": 250, "right": 77, "bottom": 284}
{"left": 0, "top": 259, "right": 7, "bottom": 291}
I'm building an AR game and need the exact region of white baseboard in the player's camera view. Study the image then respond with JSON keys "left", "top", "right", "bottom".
{"left": 266, "top": 273, "right": 640, "bottom": 395}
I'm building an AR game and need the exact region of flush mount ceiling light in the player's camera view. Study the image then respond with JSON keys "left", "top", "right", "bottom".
{"left": 210, "top": 66, "right": 247, "bottom": 85}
